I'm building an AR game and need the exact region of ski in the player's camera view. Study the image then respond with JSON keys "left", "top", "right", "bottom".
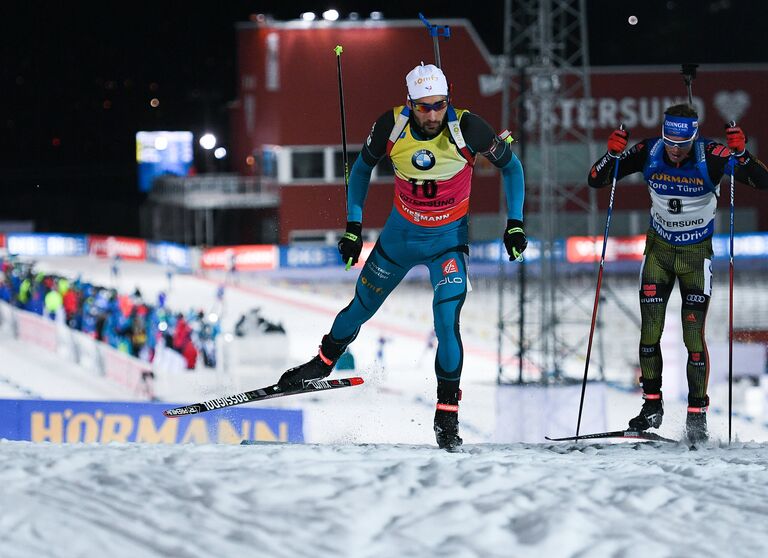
{"left": 545, "top": 429, "right": 678, "bottom": 443}
{"left": 163, "top": 377, "right": 364, "bottom": 417}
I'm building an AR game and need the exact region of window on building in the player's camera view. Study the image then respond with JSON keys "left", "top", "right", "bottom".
{"left": 333, "top": 149, "right": 358, "bottom": 180}
{"left": 292, "top": 151, "right": 324, "bottom": 179}
{"left": 261, "top": 149, "right": 278, "bottom": 178}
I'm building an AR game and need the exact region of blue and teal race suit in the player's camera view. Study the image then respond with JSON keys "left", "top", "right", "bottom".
{"left": 328, "top": 107, "right": 525, "bottom": 384}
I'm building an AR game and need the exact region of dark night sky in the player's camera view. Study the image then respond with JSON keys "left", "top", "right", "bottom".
{"left": 1, "top": 0, "right": 766, "bottom": 234}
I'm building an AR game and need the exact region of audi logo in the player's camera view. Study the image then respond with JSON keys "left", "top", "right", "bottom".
{"left": 686, "top": 294, "right": 706, "bottom": 303}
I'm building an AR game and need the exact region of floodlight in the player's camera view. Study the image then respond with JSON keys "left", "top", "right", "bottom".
{"left": 199, "top": 133, "right": 217, "bottom": 150}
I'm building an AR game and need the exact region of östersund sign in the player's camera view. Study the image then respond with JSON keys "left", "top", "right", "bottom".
{"left": 520, "top": 95, "right": 708, "bottom": 132}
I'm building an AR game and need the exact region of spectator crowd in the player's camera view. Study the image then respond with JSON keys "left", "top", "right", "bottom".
{"left": 0, "top": 257, "right": 220, "bottom": 369}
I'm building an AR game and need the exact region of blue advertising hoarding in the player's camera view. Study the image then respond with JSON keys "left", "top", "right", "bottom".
{"left": 147, "top": 241, "right": 193, "bottom": 271}
{"left": 280, "top": 245, "right": 340, "bottom": 268}
{"left": 0, "top": 399, "right": 304, "bottom": 444}
{"left": 712, "top": 233, "right": 768, "bottom": 259}
{"left": 6, "top": 234, "right": 88, "bottom": 257}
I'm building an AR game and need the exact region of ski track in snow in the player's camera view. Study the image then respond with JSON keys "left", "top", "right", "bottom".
{"left": 1, "top": 441, "right": 767, "bottom": 558}
{"left": 2, "top": 256, "right": 767, "bottom": 557}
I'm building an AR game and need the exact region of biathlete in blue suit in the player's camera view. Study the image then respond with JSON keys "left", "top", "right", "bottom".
{"left": 277, "top": 63, "right": 527, "bottom": 449}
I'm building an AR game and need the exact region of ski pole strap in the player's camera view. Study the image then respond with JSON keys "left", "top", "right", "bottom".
{"left": 436, "top": 403, "right": 459, "bottom": 412}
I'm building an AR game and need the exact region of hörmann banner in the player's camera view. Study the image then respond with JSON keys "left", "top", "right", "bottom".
{"left": 0, "top": 399, "right": 304, "bottom": 444}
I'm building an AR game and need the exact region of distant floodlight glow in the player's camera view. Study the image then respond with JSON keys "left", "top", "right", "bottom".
{"left": 199, "top": 133, "right": 217, "bottom": 150}
{"left": 369, "top": 11, "right": 383, "bottom": 20}
{"left": 214, "top": 147, "right": 227, "bottom": 160}
{"left": 348, "top": 12, "right": 360, "bottom": 20}
{"left": 323, "top": 9, "right": 339, "bottom": 21}
{"left": 628, "top": 15, "right": 638, "bottom": 25}
{"left": 301, "top": 12, "right": 316, "bottom": 21}
{"left": 154, "top": 136, "right": 168, "bottom": 151}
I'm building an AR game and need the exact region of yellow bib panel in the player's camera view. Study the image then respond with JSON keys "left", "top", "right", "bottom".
{"left": 389, "top": 106, "right": 470, "bottom": 182}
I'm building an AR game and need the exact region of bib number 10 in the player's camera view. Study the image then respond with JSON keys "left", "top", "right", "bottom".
{"left": 410, "top": 179, "right": 438, "bottom": 199}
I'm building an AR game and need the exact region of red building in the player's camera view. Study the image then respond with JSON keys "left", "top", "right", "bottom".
{"left": 229, "top": 18, "right": 501, "bottom": 243}
{"left": 229, "top": 18, "right": 768, "bottom": 244}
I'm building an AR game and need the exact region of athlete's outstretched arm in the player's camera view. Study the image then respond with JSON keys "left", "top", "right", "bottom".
{"left": 501, "top": 154, "right": 524, "bottom": 220}
{"left": 461, "top": 112, "right": 527, "bottom": 258}
{"left": 460, "top": 112, "right": 525, "bottom": 219}
{"left": 724, "top": 124, "right": 768, "bottom": 190}
{"left": 346, "top": 157, "right": 374, "bottom": 222}
{"left": 588, "top": 140, "right": 650, "bottom": 188}
{"left": 347, "top": 110, "right": 396, "bottom": 222}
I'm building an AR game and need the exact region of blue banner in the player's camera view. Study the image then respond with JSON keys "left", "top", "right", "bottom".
{"left": 712, "top": 233, "right": 768, "bottom": 259}
{"left": 147, "top": 241, "right": 193, "bottom": 270}
{"left": 280, "top": 245, "right": 340, "bottom": 268}
{"left": 0, "top": 399, "right": 304, "bottom": 444}
{"left": 470, "top": 239, "right": 545, "bottom": 263}
{"left": 6, "top": 234, "right": 88, "bottom": 257}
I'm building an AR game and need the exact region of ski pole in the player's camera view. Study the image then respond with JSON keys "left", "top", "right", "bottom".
{"left": 418, "top": 13, "right": 451, "bottom": 69}
{"left": 681, "top": 63, "right": 699, "bottom": 106}
{"left": 333, "top": 45, "right": 353, "bottom": 271}
{"left": 575, "top": 125, "right": 625, "bottom": 438}
{"left": 726, "top": 120, "right": 737, "bottom": 444}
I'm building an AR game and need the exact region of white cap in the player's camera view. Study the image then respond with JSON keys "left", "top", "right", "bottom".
{"left": 406, "top": 63, "right": 448, "bottom": 100}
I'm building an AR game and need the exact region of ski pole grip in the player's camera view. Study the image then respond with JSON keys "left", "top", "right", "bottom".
{"left": 726, "top": 120, "right": 736, "bottom": 128}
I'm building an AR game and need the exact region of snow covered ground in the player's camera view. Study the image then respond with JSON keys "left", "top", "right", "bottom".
{"left": 2, "top": 256, "right": 768, "bottom": 557}
{"left": 2, "top": 440, "right": 768, "bottom": 557}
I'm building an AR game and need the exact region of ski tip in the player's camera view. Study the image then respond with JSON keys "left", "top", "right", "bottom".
{"left": 346, "top": 377, "right": 364, "bottom": 386}
{"left": 162, "top": 412, "right": 179, "bottom": 419}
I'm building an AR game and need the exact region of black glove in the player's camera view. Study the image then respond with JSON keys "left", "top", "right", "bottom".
{"left": 338, "top": 221, "right": 363, "bottom": 268}
{"left": 503, "top": 219, "right": 527, "bottom": 261}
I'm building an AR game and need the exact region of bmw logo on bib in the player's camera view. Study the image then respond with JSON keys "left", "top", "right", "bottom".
{"left": 412, "top": 149, "right": 436, "bottom": 170}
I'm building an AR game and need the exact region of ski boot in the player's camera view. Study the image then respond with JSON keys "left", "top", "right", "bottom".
{"left": 628, "top": 392, "right": 664, "bottom": 431}
{"left": 277, "top": 334, "right": 348, "bottom": 389}
{"left": 686, "top": 396, "right": 709, "bottom": 444}
{"left": 434, "top": 379, "right": 463, "bottom": 451}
